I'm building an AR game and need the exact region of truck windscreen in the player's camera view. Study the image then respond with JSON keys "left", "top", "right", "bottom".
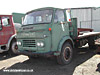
{"left": 23, "top": 10, "right": 53, "bottom": 25}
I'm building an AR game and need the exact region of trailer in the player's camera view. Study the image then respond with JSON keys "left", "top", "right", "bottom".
{"left": 15, "top": 7, "right": 100, "bottom": 65}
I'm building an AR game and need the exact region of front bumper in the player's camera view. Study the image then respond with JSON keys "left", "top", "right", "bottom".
{"left": 18, "top": 50, "right": 60, "bottom": 57}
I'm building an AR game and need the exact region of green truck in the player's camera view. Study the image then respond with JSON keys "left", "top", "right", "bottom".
{"left": 15, "top": 7, "right": 100, "bottom": 65}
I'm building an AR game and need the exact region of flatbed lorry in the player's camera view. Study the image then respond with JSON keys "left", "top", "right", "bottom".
{"left": 16, "top": 7, "right": 100, "bottom": 65}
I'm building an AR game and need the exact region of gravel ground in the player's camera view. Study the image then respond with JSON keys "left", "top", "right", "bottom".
{"left": 0, "top": 47, "right": 100, "bottom": 75}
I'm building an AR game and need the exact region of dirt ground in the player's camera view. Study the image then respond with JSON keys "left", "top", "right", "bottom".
{"left": 0, "top": 47, "right": 100, "bottom": 75}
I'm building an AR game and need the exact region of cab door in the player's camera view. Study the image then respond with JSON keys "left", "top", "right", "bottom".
{"left": 52, "top": 9, "right": 69, "bottom": 51}
{"left": 0, "top": 16, "right": 14, "bottom": 45}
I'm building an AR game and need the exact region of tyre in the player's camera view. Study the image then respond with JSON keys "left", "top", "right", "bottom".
{"left": 88, "top": 38, "right": 97, "bottom": 50}
{"left": 89, "top": 45, "right": 97, "bottom": 50}
{"left": 57, "top": 42, "right": 73, "bottom": 65}
{"left": 11, "top": 41, "right": 18, "bottom": 54}
{"left": 9, "top": 40, "right": 18, "bottom": 55}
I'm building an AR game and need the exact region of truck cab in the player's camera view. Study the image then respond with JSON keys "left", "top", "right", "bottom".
{"left": 16, "top": 7, "right": 75, "bottom": 64}
{"left": 0, "top": 15, "right": 16, "bottom": 53}
{"left": 16, "top": 7, "right": 100, "bottom": 65}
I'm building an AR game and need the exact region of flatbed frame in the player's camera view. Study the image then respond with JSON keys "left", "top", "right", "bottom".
{"left": 77, "top": 28, "right": 100, "bottom": 39}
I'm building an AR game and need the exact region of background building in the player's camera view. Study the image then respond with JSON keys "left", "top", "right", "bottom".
{"left": 71, "top": 7, "right": 100, "bottom": 32}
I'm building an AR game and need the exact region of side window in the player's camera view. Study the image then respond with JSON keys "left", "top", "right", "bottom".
{"left": 2, "top": 17, "right": 10, "bottom": 26}
{"left": 36, "top": 16, "right": 42, "bottom": 22}
{"left": 0, "top": 17, "right": 2, "bottom": 30}
{"left": 54, "top": 10, "right": 65, "bottom": 23}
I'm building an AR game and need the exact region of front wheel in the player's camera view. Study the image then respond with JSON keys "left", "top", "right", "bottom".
{"left": 9, "top": 40, "right": 18, "bottom": 55}
{"left": 11, "top": 41, "right": 18, "bottom": 54}
{"left": 57, "top": 42, "right": 73, "bottom": 65}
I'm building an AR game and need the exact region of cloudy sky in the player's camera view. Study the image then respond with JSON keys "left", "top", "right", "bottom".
{"left": 0, "top": 0, "right": 100, "bottom": 14}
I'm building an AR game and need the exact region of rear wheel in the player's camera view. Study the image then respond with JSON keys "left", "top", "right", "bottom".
{"left": 89, "top": 45, "right": 97, "bottom": 49}
{"left": 57, "top": 42, "right": 73, "bottom": 65}
{"left": 88, "top": 38, "right": 97, "bottom": 49}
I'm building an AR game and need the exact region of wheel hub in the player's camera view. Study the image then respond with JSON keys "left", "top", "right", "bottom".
{"left": 64, "top": 47, "right": 71, "bottom": 61}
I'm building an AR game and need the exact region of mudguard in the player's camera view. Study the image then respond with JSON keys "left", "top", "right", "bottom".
{"left": 58, "top": 36, "right": 74, "bottom": 52}
{"left": 7, "top": 34, "right": 16, "bottom": 49}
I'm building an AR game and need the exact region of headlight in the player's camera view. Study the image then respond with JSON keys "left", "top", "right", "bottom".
{"left": 17, "top": 41, "right": 21, "bottom": 45}
{"left": 37, "top": 42, "right": 44, "bottom": 47}
{"left": 40, "top": 42, "right": 44, "bottom": 47}
{"left": 37, "top": 42, "right": 41, "bottom": 46}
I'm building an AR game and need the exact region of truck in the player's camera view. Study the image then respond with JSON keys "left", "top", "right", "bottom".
{"left": 16, "top": 7, "right": 100, "bottom": 65}
{"left": 0, "top": 15, "right": 17, "bottom": 54}
{"left": 0, "top": 13, "right": 24, "bottom": 54}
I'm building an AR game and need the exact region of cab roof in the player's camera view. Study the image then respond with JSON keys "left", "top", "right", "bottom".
{"left": 26, "top": 7, "right": 63, "bottom": 14}
{"left": 0, "top": 15, "right": 12, "bottom": 17}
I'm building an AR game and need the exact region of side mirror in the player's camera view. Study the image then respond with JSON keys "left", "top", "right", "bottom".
{"left": 66, "top": 9, "right": 71, "bottom": 22}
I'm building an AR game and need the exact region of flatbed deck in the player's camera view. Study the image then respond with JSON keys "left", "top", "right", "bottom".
{"left": 76, "top": 28, "right": 100, "bottom": 39}
{"left": 78, "top": 32, "right": 100, "bottom": 39}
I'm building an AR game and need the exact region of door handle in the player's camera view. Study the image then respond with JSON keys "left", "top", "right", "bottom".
{"left": 60, "top": 22, "right": 66, "bottom": 24}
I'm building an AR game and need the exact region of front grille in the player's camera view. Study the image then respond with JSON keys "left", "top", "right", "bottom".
{"left": 23, "top": 40, "right": 36, "bottom": 47}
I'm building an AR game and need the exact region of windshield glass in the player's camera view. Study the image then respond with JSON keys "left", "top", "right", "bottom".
{"left": 23, "top": 10, "right": 53, "bottom": 25}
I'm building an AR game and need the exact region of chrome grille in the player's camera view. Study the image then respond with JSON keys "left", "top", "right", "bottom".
{"left": 23, "top": 40, "right": 36, "bottom": 47}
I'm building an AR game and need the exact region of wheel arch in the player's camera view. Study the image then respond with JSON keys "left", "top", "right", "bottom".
{"left": 58, "top": 36, "right": 74, "bottom": 52}
{"left": 7, "top": 34, "right": 17, "bottom": 50}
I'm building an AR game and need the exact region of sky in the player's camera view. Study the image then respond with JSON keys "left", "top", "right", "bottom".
{"left": 0, "top": 0, "right": 100, "bottom": 14}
